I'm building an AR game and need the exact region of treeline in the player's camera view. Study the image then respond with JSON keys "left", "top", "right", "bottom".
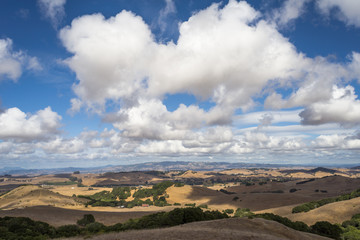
{"left": 0, "top": 207, "right": 228, "bottom": 239}
{"left": 292, "top": 188, "right": 360, "bottom": 213}
{"left": 79, "top": 181, "right": 177, "bottom": 208}
{"left": 254, "top": 213, "right": 342, "bottom": 239}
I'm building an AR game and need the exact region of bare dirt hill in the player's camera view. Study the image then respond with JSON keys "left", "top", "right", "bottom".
{"left": 0, "top": 185, "right": 85, "bottom": 210}
{"left": 225, "top": 175, "right": 360, "bottom": 211}
{"left": 62, "top": 217, "right": 331, "bottom": 240}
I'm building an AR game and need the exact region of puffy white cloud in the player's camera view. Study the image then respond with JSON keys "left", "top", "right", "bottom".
{"left": 147, "top": 1, "right": 306, "bottom": 107}
{"left": 38, "top": 0, "right": 66, "bottom": 28}
{"left": 299, "top": 85, "right": 360, "bottom": 125}
{"left": 229, "top": 131, "right": 305, "bottom": 154}
{"left": 313, "top": 133, "right": 360, "bottom": 150}
{"left": 50, "top": 0, "right": 360, "bottom": 163}
{"left": 264, "top": 55, "right": 353, "bottom": 110}
{"left": 40, "top": 137, "right": 85, "bottom": 154}
{"left": 105, "top": 98, "right": 234, "bottom": 141}
{"left": 60, "top": 11, "right": 153, "bottom": 108}
{"left": 317, "top": 0, "right": 360, "bottom": 27}
{"left": 272, "top": 0, "right": 310, "bottom": 27}
{"left": 0, "top": 38, "right": 42, "bottom": 81}
{"left": 0, "top": 107, "right": 62, "bottom": 141}
{"left": 0, "top": 39, "right": 22, "bottom": 81}
{"left": 60, "top": 0, "right": 308, "bottom": 113}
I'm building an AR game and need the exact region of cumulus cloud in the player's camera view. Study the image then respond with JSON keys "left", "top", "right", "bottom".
{"left": 39, "top": 137, "right": 85, "bottom": 154}
{"left": 300, "top": 85, "right": 360, "bottom": 125}
{"left": 0, "top": 38, "right": 42, "bottom": 81}
{"left": 317, "top": 0, "right": 360, "bottom": 27}
{"left": 0, "top": 39, "right": 22, "bottom": 81}
{"left": 272, "top": 0, "right": 310, "bottom": 27}
{"left": 38, "top": 0, "right": 66, "bottom": 28}
{"left": 0, "top": 107, "right": 62, "bottom": 142}
{"left": 54, "top": 0, "right": 360, "bottom": 162}
{"left": 313, "top": 133, "right": 360, "bottom": 150}
{"left": 60, "top": 11, "right": 153, "bottom": 108}
{"left": 60, "top": 0, "right": 309, "bottom": 121}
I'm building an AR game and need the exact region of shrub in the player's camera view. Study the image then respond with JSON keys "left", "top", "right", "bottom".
{"left": 255, "top": 213, "right": 310, "bottom": 233}
{"left": 234, "top": 208, "right": 254, "bottom": 218}
{"left": 311, "top": 221, "right": 342, "bottom": 239}
{"left": 185, "top": 203, "right": 196, "bottom": 207}
{"left": 86, "top": 222, "right": 106, "bottom": 233}
{"left": 56, "top": 225, "right": 81, "bottom": 238}
{"left": 77, "top": 214, "right": 95, "bottom": 226}
{"left": 223, "top": 209, "right": 234, "bottom": 214}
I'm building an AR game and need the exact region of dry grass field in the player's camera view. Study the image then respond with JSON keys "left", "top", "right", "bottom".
{"left": 62, "top": 217, "right": 331, "bottom": 240}
{"left": 0, "top": 185, "right": 86, "bottom": 210}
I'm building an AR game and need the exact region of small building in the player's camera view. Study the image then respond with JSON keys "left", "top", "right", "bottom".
{"left": 142, "top": 204, "right": 149, "bottom": 207}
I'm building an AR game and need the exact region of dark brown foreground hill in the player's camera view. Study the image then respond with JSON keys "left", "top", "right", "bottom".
{"left": 63, "top": 217, "right": 331, "bottom": 240}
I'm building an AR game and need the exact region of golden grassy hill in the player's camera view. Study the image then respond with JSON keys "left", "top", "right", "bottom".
{"left": 166, "top": 185, "right": 238, "bottom": 211}
{"left": 63, "top": 217, "right": 331, "bottom": 240}
{"left": 0, "top": 185, "right": 86, "bottom": 210}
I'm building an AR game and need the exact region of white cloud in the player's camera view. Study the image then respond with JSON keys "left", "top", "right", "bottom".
{"left": 272, "top": 0, "right": 310, "bottom": 27}
{"left": 40, "top": 137, "right": 85, "bottom": 154}
{"left": 44, "top": 0, "right": 360, "bottom": 164}
{"left": 0, "top": 38, "right": 42, "bottom": 81}
{"left": 317, "top": 0, "right": 360, "bottom": 27}
{"left": 38, "top": 0, "right": 66, "bottom": 28}
{"left": 299, "top": 85, "right": 360, "bottom": 125}
{"left": 313, "top": 133, "right": 360, "bottom": 150}
{"left": 60, "top": 11, "right": 153, "bottom": 108}
{"left": 0, "top": 107, "right": 62, "bottom": 142}
{"left": 0, "top": 39, "right": 22, "bottom": 81}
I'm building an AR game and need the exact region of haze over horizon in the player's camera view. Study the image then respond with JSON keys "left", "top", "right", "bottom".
{"left": 0, "top": 0, "right": 359, "bottom": 169}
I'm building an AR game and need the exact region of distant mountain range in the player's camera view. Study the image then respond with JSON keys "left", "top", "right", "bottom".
{"left": 1, "top": 161, "right": 359, "bottom": 176}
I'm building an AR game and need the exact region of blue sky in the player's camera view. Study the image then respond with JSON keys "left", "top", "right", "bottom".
{"left": 0, "top": 0, "right": 360, "bottom": 168}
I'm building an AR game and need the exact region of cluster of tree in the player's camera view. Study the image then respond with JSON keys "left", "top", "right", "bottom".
{"left": 0, "top": 208, "right": 228, "bottom": 239}
{"left": 254, "top": 213, "right": 342, "bottom": 239}
{"left": 292, "top": 188, "right": 360, "bottom": 213}
{"left": 39, "top": 181, "right": 77, "bottom": 186}
{"left": 79, "top": 181, "right": 175, "bottom": 208}
{"left": 219, "top": 189, "right": 236, "bottom": 195}
{"left": 341, "top": 213, "right": 360, "bottom": 240}
{"left": 133, "top": 181, "right": 173, "bottom": 198}
{"left": 234, "top": 208, "right": 254, "bottom": 218}
{"left": 68, "top": 176, "right": 84, "bottom": 187}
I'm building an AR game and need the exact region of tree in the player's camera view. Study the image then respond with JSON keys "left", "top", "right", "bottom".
{"left": 311, "top": 221, "right": 342, "bottom": 240}
{"left": 77, "top": 214, "right": 95, "bottom": 226}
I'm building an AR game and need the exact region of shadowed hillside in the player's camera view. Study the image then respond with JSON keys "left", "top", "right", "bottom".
{"left": 62, "top": 217, "right": 331, "bottom": 240}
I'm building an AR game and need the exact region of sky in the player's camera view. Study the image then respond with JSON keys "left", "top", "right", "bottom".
{"left": 0, "top": 0, "right": 360, "bottom": 169}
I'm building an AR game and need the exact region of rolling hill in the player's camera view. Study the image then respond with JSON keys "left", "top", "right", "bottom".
{"left": 62, "top": 217, "right": 331, "bottom": 240}
{"left": 0, "top": 185, "right": 86, "bottom": 210}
